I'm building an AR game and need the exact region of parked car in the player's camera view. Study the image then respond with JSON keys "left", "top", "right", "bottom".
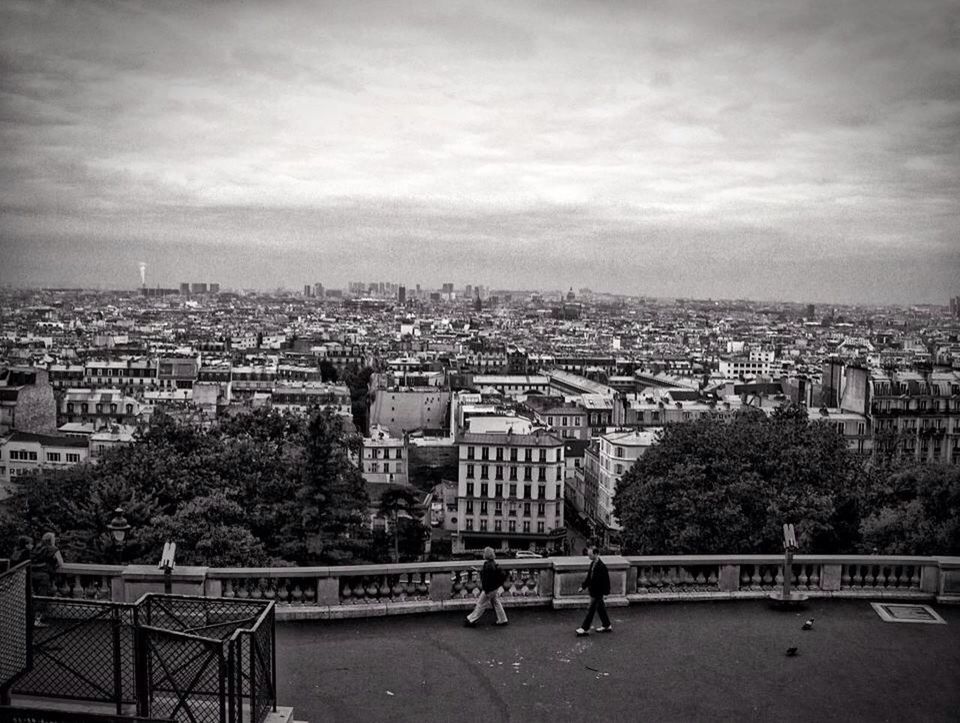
{"left": 514, "top": 551, "right": 543, "bottom": 559}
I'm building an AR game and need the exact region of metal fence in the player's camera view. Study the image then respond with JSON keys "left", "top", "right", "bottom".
{"left": 13, "top": 598, "right": 137, "bottom": 714}
{"left": 0, "top": 562, "right": 32, "bottom": 706}
{"left": 136, "top": 595, "right": 276, "bottom": 723}
{"left": 3, "top": 593, "right": 275, "bottom": 723}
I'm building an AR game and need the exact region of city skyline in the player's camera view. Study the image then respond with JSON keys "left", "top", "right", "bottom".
{"left": 2, "top": 0, "right": 959, "bottom": 303}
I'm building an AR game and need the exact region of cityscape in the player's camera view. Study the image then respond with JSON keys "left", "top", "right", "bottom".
{"left": 2, "top": 0, "right": 960, "bottom": 721}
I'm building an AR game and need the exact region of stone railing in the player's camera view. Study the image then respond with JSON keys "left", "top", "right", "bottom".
{"left": 624, "top": 555, "right": 935, "bottom": 601}
{"left": 32, "top": 555, "right": 960, "bottom": 620}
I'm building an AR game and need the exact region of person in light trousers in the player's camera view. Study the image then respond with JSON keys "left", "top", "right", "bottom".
{"left": 463, "top": 547, "right": 509, "bottom": 627}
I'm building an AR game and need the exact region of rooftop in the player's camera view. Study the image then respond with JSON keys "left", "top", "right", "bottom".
{"left": 277, "top": 600, "right": 960, "bottom": 723}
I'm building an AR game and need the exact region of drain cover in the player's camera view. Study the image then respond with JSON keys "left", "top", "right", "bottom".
{"left": 871, "top": 603, "right": 946, "bottom": 624}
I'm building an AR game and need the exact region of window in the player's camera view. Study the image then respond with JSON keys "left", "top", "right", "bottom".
{"left": 66, "top": 453, "right": 80, "bottom": 463}
{"left": 509, "top": 484, "right": 517, "bottom": 498}
{"left": 537, "top": 522, "right": 545, "bottom": 533}
{"left": 539, "top": 450, "right": 547, "bottom": 462}
{"left": 495, "top": 500, "right": 503, "bottom": 514}
{"left": 480, "top": 501, "right": 488, "bottom": 514}
{"left": 480, "top": 465, "right": 489, "bottom": 480}
{"left": 509, "top": 466, "right": 518, "bottom": 481}
{"left": 383, "top": 462, "right": 390, "bottom": 474}
{"left": 495, "top": 465, "right": 504, "bottom": 480}
{"left": 467, "top": 446, "right": 475, "bottom": 460}
{"left": 616, "top": 447, "right": 624, "bottom": 457}
{"left": 538, "top": 467, "right": 547, "bottom": 482}
{"left": 481, "top": 447, "right": 489, "bottom": 460}
{"left": 466, "top": 501, "right": 474, "bottom": 514}
{"left": 496, "top": 447, "right": 503, "bottom": 461}
{"left": 556, "top": 468, "right": 563, "bottom": 481}
{"left": 538, "top": 484, "right": 546, "bottom": 499}
{"left": 537, "top": 502, "right": 545, "bottom": 516}
{"left": 523, "top": 502, "right": 531, "bottom": 517}
{"left": 524, "top": 484, "right": 532, "bottom": 499}
{"left": 524, "top": 449, "right": 532, "bottom": 462}
{"left": 466, "top": 518, "right": 474, "bottom": 530}
{"left": 495, "top": 483, "right": 503, "bottom": 497}
{"left": 523, "top": 521, "right": 531, "bottom": 533}
{"left": 466, "top": 482, "right": 474, "bottom": 496}
{"left": 509, "top": 502, "right": 517, "bottom": 516}
{"left": 28, "top": 452, "right": 37, "bottom": 461}
{"left": 510, "top": 449, "right": 517, "bottom": 461}
{"left": 46, "top": 452, "right": 61, "bottom": 462}
{"left": 96, "top": 404, "right": 103, "bottom": 413}
{"left": 524, "top": 468, "right": 533, "bottom": 482}
{"left": 480, "top": 519, "right": 488, "bottom": 531}
{"left": 495, "top": 520, "right": 502, "bottom": 532}
{"left": 466, "top": 464, "right": 475, "bottom": 479}
{"left": 480, "top": 483, "right": 488, "bottom": 497}
{"left": 396, "top": 449, "right": 402, "bottom": 459}
{"left": 509, "top": 520, "right": 516, "bottom": 532}
{"left": 67, "top": 403, "right": 74, "bottom": 413}
{"left": 371, "top": 462, "right": 379, "bottom": 473}
{"left": 615, "top": 464, "right": 623, "bottom": 475}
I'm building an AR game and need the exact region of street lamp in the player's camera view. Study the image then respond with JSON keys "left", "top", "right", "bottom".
{"left": 107, "top": 507, "right": 131, "bottom": 564}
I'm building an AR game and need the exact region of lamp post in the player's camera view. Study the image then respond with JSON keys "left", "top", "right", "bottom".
{"left": 107, "top": 507, "right": 131, "bottom": 565}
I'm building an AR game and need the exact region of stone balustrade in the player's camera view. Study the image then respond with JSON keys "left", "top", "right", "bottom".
{"left": 35, "top": 555, "right": 959, "bottom": 620}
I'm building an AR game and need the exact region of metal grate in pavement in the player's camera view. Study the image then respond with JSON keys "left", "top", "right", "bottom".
{"left": 870, "top": 602, "right": 946, "bottom": 624}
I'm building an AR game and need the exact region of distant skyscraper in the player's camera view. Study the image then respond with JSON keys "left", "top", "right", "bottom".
{"left": 191, "top": 282, "right": 207, "bottom": 294}
{"left": 180, "top": 282, "right": 190, "bottom": 295}
{"left": 806, "top": 304, "right": 816, "bottom": 320}
{"left": 442, "top": 283, "right": 454, "bottom": 295}
{"left": 465, "top": 284, "right": 473, "bottom": 298}
{"left": 313, "top": 283, "right": 324, "bottom": 298}
{"left": 304, "top": 284, "right": 312, "bottom": 297}
{"left": 398, "top": 286, "right": 406, "bottom": 304}
{"left": 209, "top": 283, "right": 220, "bottom": 294}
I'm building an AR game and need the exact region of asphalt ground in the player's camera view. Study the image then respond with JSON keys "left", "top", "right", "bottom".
{"left": 276, "top": 599, "right": 960, "bottom": 723}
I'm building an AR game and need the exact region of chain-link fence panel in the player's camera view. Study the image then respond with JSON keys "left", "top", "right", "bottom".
{"left": 0, "top": 562, "right": 31, "bottom": 696}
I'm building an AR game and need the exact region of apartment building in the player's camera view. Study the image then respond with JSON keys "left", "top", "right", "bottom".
{"left": 454, "top": 430, "right": 565, "bottom": 554}
{"left": 0, "top": 431, "right": 89, "bottom": 500}
{"left": 360, "top": 426, "right": 409, "bottom": 485}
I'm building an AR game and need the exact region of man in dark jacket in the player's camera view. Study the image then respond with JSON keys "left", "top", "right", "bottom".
{"left": 464, "top": 547, "right": 509, "bottom": 627}
{"left": 576, "top": 545, "right": 611, "bottom": 635}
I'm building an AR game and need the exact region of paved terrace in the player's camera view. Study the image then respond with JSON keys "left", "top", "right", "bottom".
{"left": 276, "top": 600, "right": 960, "bottom": 723}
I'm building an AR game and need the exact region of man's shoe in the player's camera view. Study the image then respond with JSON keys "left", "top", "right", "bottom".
{"left": 463, "top": 619, "right": 477, "bottom": 628}
{"left": 495, "top": 620, "right": 509, "bottom": 626}
{"left": 595, "top": 625, "right": 613, "bottom": 633}
{"left": 575, "top": 627, "right": 589, "bottom": 636}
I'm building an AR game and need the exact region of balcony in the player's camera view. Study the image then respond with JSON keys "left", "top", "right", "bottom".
{"left": 4, "top": 555, "right": 959, "bottom": 722}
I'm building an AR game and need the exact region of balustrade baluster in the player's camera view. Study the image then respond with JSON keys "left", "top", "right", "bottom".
{"left": 302, "top": 581, "right": 316, "bottom": 604}
{"left": 276, "top": 579, "right": 290, "bottom": 603}
{"left": 706, "top": 568, "right": 718, "bottom": 588}
{"left": 291, "top": 582, "right": 304, "bottom": 604}
{"left": 774, "top": 567, "right": 784, "bottom": 588}
{"left": 638, "top": 567, "right": 650, "bottom": 592}
{"left": 761, "top": 566, "right": 774, "bottom": 589}
{"left": 808, "top": 567, "right": 820, "bottom": 590}
{"left": 750, "top": 566, "right": 763, "bottom": 590}
{"left": 851, "top": 565, "right": 864, "bottom": 589}
{"left": 417, "top": 572, "right": 429, "bottom": 596}
{"left": 841, "top": 566, "right": 852, "bottom": 588}
{"left": 740, "top": 567, "right": 752, "bottom": 589}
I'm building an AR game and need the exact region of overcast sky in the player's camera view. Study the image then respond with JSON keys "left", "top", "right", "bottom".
{"left": 1, "top": 0, "right": 958, "bottom": 303}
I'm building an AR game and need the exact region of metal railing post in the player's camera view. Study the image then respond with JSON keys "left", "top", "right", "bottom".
{"left": 226, "top": 638, "right": 235, "bottom": 723}
{"left": 112, "top": 606, "right": 123, "bottom": 715}
{"left": 134, "top": 625, "right": 150, "bottom": 718}
{"left": 271, "top": 609, "right": 277, "bottom": 713}
{"left": 249, "top": 632, "right": 257, "bottom": 723}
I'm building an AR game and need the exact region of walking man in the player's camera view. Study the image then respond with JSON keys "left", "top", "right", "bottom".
{"left": 576, "top": 545, "right": 611, "bottom": 636}
{"left": 464, "top": 547, "right": 509, "bottom": 627}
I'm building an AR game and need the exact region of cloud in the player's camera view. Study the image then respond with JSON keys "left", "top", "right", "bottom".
{"left": 1, "top": 0, "right": 958, "bottom": 302}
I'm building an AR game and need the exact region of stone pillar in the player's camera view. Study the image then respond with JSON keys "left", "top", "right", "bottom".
{"left": 429, "top": 572, "right": 450, "bottom": 602}
{"left": 317, "top": 578, "right": 340, "bottom": 605}
{"left": 719, "top": 565, "right": 740, "bottom": 592}
{"left": 820, "top": 564, "right": 843, "bottom": 592}
{"left": 920, "top": 564, "right": 939, "bottom": 594}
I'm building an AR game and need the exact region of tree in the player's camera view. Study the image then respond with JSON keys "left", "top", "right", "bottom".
{"left": 376, "top": 485, "right": 426, "bottom": 562}
{"left": 613, "top": 405, "right": 866, "bottom": 554}
{"left": 859, "top": 464, "right": 960, "bottom": 555}
{"left": 297, "top": 409, "right": 372, "bottom": 563}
